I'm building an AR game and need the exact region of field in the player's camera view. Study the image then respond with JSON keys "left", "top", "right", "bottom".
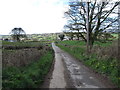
{"left": 1, "top": 33, "right": 60, "bottom": 41}
{"left": 2, "top": 41, "right": 54, "bottom": 88}
{"left": 56, "top": 40, "right": 119, "bottom": 87}
{"left": 111, "top": 33, "right": 118, "bottom": 39}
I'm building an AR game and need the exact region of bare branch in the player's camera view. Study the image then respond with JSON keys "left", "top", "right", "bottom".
{"left": 100, "top": 2, "right": 119, "bottom": 24}
{"left": 99, "top": 19, "right": 118, "bottom": 32}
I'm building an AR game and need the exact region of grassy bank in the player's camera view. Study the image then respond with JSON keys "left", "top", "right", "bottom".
{"left": 2, "top": 50, "right": 54, "bottom": 88}
{"left": 56, "top": 40, "right": 119, "bottom": 87}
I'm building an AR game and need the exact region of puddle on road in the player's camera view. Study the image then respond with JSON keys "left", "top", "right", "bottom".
{"left": 76, "top": 84, "right": 99, "bottom": 88}
{"left": 89, "top": 77, "right": 94, "bottom": 79}
{"left": 71, "top": 75, "right": 83, "bottom": 80}
{"left": 62, "top": 54, "right": 100, "bottom": 88}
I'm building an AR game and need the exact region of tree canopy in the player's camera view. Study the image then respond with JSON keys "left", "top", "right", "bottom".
{"left": 59, "top": 34, "right": 65, "bottom": 41}
{"left": 10, "top": 27, "right": 27, "bottom": 41}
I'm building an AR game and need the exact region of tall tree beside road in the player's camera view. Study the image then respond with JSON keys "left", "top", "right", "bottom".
{"left": 64, "top": 0, "right": 119, "bottom": 51}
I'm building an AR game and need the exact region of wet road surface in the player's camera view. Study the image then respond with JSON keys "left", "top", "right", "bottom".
{"left": 49, "top": 43, "right": 66, "bottom": 88}
{"left": 49, "top": 43, "right": 114, "bottom": 88}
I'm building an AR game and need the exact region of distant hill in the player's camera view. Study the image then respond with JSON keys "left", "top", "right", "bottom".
{"left": 1, "top": 33, "right": 62, "bottom": 41}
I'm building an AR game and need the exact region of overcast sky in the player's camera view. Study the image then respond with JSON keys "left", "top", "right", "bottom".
{"left": 0, "top": 0, "right": 69, "bottom": 35}
{"left": 0, "top": 0, "right": 118, "bottom": 35}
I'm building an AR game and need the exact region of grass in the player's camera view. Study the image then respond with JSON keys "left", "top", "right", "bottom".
{"left": 2, "top": 50, "right": 54, "bottom": 88}
{"left": 59, "top": 40, "right": 86, "bottom": 46}
{"left": 58, "top": 40, "right": 112, "bottom": 47}
{"left": 94, "top": 41, "right": 112, "bottom": 47}
{"left": 2, "top": 41, "right": 44, "bottom": 47}
{"left": 56, "top": 40, "right": 119, "bottom": 87}
{"left": 111, "top": 33, "right": 118, "bottom": 39}
{"left": 2, "top": 41, "right": 54, "bottom": 49}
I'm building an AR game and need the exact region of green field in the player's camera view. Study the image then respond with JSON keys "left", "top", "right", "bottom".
{"left": 2, "top": 33, "right": 59, "bottom": 42}
{"left": 2, "top": 41, "right": 44, "bottom": 47}
{"left": 57, "top": 40, "right": 113, "bottom": 47}
{"left": 111, "top": 33, "right": 118, "bottom": 39}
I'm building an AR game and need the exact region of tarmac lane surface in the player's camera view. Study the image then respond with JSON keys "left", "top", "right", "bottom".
{"left": 49, "top": 43, "right": 115, "bottom": 88}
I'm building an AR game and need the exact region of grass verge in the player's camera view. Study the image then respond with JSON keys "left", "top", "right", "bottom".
{"left": 2, "top": 50, "right": 54, "bottom": 88}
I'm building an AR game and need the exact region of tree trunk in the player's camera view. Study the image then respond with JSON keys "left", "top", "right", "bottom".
{"left": 76, "top": 34, "right": 79, "bottom": 40}
{"left": 17, "top": 36, "right": 20, "bottom": 42}
{"left": 79, "top": 32, "right": 87, "bottom": 42}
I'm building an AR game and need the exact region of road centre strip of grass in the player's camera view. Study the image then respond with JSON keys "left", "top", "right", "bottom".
{"left": 56, "top": 41, "right": 119, "bottom": 88}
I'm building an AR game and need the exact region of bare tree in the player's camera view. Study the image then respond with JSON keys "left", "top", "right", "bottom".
{"left": 64, "top": 0, "right": 119, "bottom": 51}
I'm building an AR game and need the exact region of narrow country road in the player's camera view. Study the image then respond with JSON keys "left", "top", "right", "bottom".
{"left": 49, "top": 43, "right": 115, "bottom": 88}
{"left": 49, "top": 43, "right": 66, "bottom": 88}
